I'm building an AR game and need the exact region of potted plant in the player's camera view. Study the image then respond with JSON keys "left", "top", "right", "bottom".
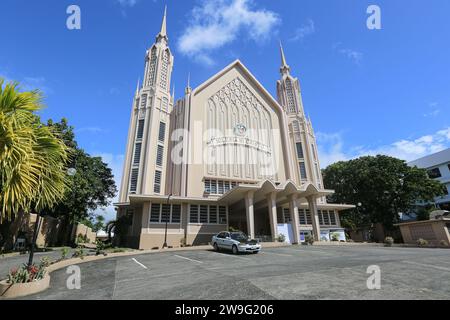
{"left": 304, "top": 235, "right": 314, "bottom": 245}
{"left": 0, "top": 258, "right": 50, "bottom": 298}
{"left": 417, "top": 238, "right": 428, "bottom": 247}
{"left": 276, "top": 233, "right": 286, "bottom": 243}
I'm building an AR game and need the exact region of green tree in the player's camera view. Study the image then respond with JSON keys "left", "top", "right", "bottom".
{"left": 323, "top": 155, "right": 446, "bottom": 231}
{"left": 0, "top": 79, "right": 69, "bottom": 222}
{"left": 46, "top": 119, "right": 117, "bottom": 226}
{"left": 93, "top": 215, "right": 105, "bottom": 232}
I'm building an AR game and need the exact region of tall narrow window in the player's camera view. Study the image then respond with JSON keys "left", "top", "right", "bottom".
{"left": 210, "top": 180, "right": 217, "bottom": 194}
{"left": 318, "top": 210, "right": 324, "bottom": 225}
{"left": 204, "top": 180, "right": 211, "bottom": 194}
{"left": 136, "top": 119, "right": 145, "bottom": 140}
{"left": 329, "top": 211, "right": 336, "bottom": 225}
{"left": 130, "top": 168, "right": 139, "bottom": 193}
{"left": 140, "top": 94, "right": 147, "bottom": 109}
{"left": 150, "top": 203, "right": 161, "bottom": 223}
{"left": 218, "top": 206, "right": 227, "bottom": 224}
{"left": 190, "top": 205, "right": 199, "bottom": 223}
{"left": 133, "top": 143, "right": 142, "bottom": 165}
{"left": 299, "top": 209, "right": 306, "bottom": 225}
{"left": 172, "top": 205, "right": 181, "bottom": 223}
{"left": 158, "top": 122, "right": 166, "bottom": 142}
{"left": 283, "top": 208, "right": 291, "bottom": 223}
{"left": 156, "top": 145, "right": 164, "bottom": 166}
{"left": 209, "top": 206, "right": 217, "bottom": 224}
{"left": 323, "top": 211, "right": 330, "bottom": 225}
{"left": 299, "top": 162, "right": 307, "bottom": 180}
{"left": 154, "top": 170, "right": 162, "bottom": 193}
{"left": 218, "top": 181, "right": 224, "bottom": 194}
{"left": 161, "top": 204, "right": 170, "bottom": 223}
{"left": 147, "top": 48, "right": 157, "bottom": 87}
{"left": 296, "top": 142, "right": 304, "bottom": 159}
{"left": 200, "top": 205, "right": 208, "bottom": 223}
{"left": 285, "top": 78, "right": 296, "bottom": 113}
{"left": 305, "top": 209, "right": 312, "bottom": 224}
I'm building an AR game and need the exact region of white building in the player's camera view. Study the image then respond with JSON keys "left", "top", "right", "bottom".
{"left": 408, "top": 148, "right": 450, "bottom": 212}
{"left": 114, "top": 8, "right": 353, "bottom": 249}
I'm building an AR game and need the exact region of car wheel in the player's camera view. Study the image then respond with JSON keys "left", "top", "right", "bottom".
{"left": 252, "top": 251, "right": 259, "bottom": 254}
{"left": 232, "top": 245, "right": 238, "bottom": 255}
{"left": 213, "top": 242, "right": 219, "bottom": 252}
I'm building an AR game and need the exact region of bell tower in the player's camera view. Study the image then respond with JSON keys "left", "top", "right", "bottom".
{"left": 276, "top": 42, "right": 324, "bottom": 192}
{"left": 119, "top": 6, "right": 174, "bottom": 202}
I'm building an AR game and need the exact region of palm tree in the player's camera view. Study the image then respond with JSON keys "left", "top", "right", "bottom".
{"left": 0, "top": 78, "right": 69, "bottom": 223}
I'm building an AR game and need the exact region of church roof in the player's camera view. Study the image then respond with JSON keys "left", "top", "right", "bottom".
{"left": 191, "top": 59, "right": 285, "bottom": 115}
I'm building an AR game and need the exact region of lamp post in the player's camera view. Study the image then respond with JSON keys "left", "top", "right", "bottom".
{"left": 67, "top": 168, "right": 77, "bottom": 245}
{"left": 162, "top": 194, "right": 172, "bottom": 249}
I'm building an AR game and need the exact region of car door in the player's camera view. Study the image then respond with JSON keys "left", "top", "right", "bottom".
{"left": 216, "top": 232, "right": 226, "bottom": 249}
{"left": 223, "top": 232, "right": 232, "bottom": 250}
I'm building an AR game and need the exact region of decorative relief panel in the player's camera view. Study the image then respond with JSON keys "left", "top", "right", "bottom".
{"left": 206, "top": 77, "right": 277, "bottom": 181}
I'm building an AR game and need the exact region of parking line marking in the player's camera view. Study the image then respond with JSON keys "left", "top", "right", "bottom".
{"left": 209, "top": 251, "right": 252, "bottom": 261}
{"left": 132, "top": 258, "right": 148, "bottom": 269}
{"left": 261, "top": 251, "right": 293, "bottom": 257}
{"left": 174, "top": 254, "right": 203, "bottom": 264}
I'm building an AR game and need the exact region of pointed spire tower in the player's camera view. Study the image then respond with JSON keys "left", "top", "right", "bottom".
{"left": 276, "top": 42, "right": 324, "bottom": 193}
{"left": 276, "top": 42, "right": 304, "bottom": 116}
{"left": 119, "top": 6, "right": 174, "bottom": 203}
{"left": 279, "top": 41, "right": 291, "bottom": 76}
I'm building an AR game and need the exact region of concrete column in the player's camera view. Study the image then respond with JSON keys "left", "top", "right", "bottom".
{"left": 308, "top": 196, "right": 321, "bottom": 241}
{"left": 245, "top": 191, "right": 255, "bottom": 239}
{"left": 288, "top": 194, "right": 300, "bottom": 244}
{"left": 267, "top": 192, "right": 278, "bottom": 241}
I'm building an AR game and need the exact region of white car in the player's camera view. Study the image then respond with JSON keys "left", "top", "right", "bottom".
{"left": 211, "top": 231, "right": 261, "bottom": 254}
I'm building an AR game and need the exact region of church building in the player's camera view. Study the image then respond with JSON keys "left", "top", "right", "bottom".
{"left": 115, "top": 8, "right": 354, "bottom": 249}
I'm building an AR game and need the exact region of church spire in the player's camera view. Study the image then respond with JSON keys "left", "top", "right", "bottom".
{"left": 157, "top": 6, "right": 168, "bottom": 42}
{"left": 279, "top": 41, "right": 290, "bottom": 75}
{"left": 185, "top": 72, "right": 192, "bottom": 95}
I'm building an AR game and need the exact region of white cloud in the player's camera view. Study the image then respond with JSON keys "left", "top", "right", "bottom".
{"left": 333, "top": 43, "right": 363, "bottom": 65}
{"left": 178, "top": 0, "right": 280, "bottom": 65}
{"left": 317, "top": 127, "right": 450, "bottom": 168}
{"left": 116, "top": 0, "right": 138, "bottom": 7}
{"left": 289, "top": 19, "right": 315, "bottom": 42}
{"left": 424, "top": 102, "right": 440, "bottom": 117}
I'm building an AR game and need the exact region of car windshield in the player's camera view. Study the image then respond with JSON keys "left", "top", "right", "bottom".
{"left": 230, "top": 232, "right": 248, "bottom": 242}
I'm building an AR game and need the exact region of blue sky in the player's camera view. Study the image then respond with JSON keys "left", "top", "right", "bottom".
{"left": 1, "top": 0, "right": 450, "bottom": 220}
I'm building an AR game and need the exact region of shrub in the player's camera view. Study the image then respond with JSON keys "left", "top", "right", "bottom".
{"left": 305, "top": 235, "right": 314, "bottom": 245}
{"left": 384, "top": 237, "right": 394, "bottom": 247}
{"left": 40, "top": 256, "right": 51, "bottom": 268}
{"left": 276, "top": 233, "right": 286, "bottom": 243}
{"left": 72, "top": 246, "right": 85, "bottom": 259}
{"left": 439, "top": 240, "right": 449, "bottom": 247}
{"left": 417, "top": 238, "right": 428, "bottom": 247}
{"left": 95, "top": 240, "right": 107, "bottom": 256}
{"left": 7, "top": 263, "right": 46, "bottom": 284}
{"left": 60, "top": 247, "right": 69, "bottom": 260}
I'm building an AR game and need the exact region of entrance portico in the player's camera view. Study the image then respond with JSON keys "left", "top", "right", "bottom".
{"left": 219, "top": 180, "right": 335, "bottom": 243}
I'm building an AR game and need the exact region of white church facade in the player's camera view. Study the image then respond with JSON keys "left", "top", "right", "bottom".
{"left": 115, "top": 8, "right": 354, "bottom": 249}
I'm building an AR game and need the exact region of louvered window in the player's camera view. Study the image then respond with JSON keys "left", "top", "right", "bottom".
{"left": 154, "top": 170, "right": 162, "bottom": 193}
{"left": 156, "top": 145, "right": 164, "bottom": 166}
{"left": 130, "top": 168, "right": 139, "bottom": 193}
{"left": 133, "top": 143, "right": 142, "bottom": 165}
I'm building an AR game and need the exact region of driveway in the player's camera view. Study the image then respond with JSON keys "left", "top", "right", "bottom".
{"left": 15, "top": 245, "right": 450, "bottom": 300}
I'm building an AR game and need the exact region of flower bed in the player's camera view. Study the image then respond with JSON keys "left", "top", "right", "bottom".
{"left": 0, "top": 258, "right": 50, "bottom": 299}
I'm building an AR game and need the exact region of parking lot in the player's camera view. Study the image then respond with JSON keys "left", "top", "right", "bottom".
{"left": 20, "top": 245, "right": 450, "bottom": 300}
